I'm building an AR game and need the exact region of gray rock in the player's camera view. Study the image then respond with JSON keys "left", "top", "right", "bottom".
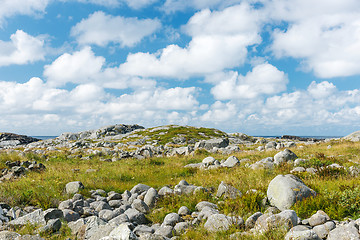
{"left": 62, "top": 209, "right": 80, "bottom": 222}
{"left": 99, "top": 209, "right": 120, "bottom": 221}
{"left": 58, "top": 199, "right": 73, "bottom": 210}
{"left": 107, "top": 193, "right": 122, "bottom": 201}
{"left": 132, "top": 199, "right": 150, "bottom": 214}
{"left": 144, "top": 188, "right": 158, "bottom": 209}
{"left": 216, "top": 181, "right": 242, "bottom": 199}
{"left": 43, "top": 208, "right": 63, "bottom": 222}
{"left": 312, "top": 221, "right": 335, "bottom": 239}
{"left": 130, "top": 184, "right": 151, "bottom": 195}
{"left": 267, "top": 174, "right": 316, "bottom": 211}
{"left": 327, "top": 222, "right": 360, "bottom": 240}
{"left": 174, "top": 185, "right": 197, "bottom": 195}
{"left": 195, "top": 201, "right": 218, "bottom": 212}
{"left": 154, "top": 225, "right": 174, "bottom": 238}
{"left": 202, "top": 157, "right": 216, "bottom": 165}
{"left": 158, "top": 186, "right": 173, "bottom": 196}
{"left": 124, "top": 208, "right": 148, "bottom": 225}
{"left": 67, "top": 218, "right": 85, "bottom": 235}
{"left": 245, "top": 212, "right": 263, "bottom": 229}
{"left": 109, "top": 200, "right": 122, "bottom": 208}
{"left": 250, "top": 157, "right": 275, "bottom": 170}
{"left": 0, "top": 231, "right": 21, "bottom": 239}
{"left": 134, "top": 225, "right": 155, "bottom": 235}
{"left": 274, "top": 149, "right": 297, "bottom": 165}
{"left": 221, "top": 156, "right": 240, "bottom": 168}
{"left": 195, "top": 138, "right": 229, "bottom": 150}
{"left": 343, "top": 131, "right": 360, "bottom": 142}
{"left": 174, "top": 222, "right": 190, "bottom": 234}
{"left": 163, "top": 213, "right": 181, "bottom": 227}
{"left": 95, "top": 202, "right": 112, "bottom": 212}
{"left": 284, "top": 225, "right": 321, "bottom": 240}
{"left": 178, "top": 206, "right": 190, "bottom": 216}
{"left": 308, "top": 210, "right": 330, "bottom": 227}
{"left": 204, "top": 214, "right": 240, "bottom": 232}
{"left": 290, "top": 167, "right": 306, "bottom": 173}
{"left": 65, "top": 181, "right": 84, "bottom": 194}
{"left": 265, "top": 141, "right": 277, "bottom": 150}
{"left": 254, "top": 210, "right": 298, "bottom": 232}
{"left": 9, "top": 209, "right": 45, "bottom": 226}
{"left": 109, "top": 223, "right": 137, "bottom": 240}
{"left": 40, "top": 218, "right": 62, "bottom": 233}
{"left": 109, "top": 214, "right": 130, "bottom": 225}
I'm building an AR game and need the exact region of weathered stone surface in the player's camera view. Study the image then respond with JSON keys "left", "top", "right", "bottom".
{"left": 0, "top": 231, "right": 21, "bottom": 239}
{"left": 245, "top": 212, "right": 263, "bottom": 229}
{"left": 0, "top": 133, "right": 39, "bottom": 147}
{"left": 267, "top": 174, "right": 316, "bottom": 211}
{"left": 343, "top": 130, "right": 360, "bottom": 142}
{"left": 65, "top": 181, "right": 84, "bottom": 195}
{"left": 254, "top": 210, "right": 298, "bottom": 232}
{"left": 144, "top": 188, "right": 158, "bottom": 208}
{"left": 107, "top": 223, "right": 137, "bottom": 240}
{"left": 9, "top": 209, "right": 46, "bottom": 226}
{"left": 312, "top": 221, "right": 335, "bottom": 239}
{"left": 284, "top": 225, "right": 321, "bottom": 240}
{"left": 62, "top": 209, "right": 80, "bottom": 222}
{"left": 154, "top": 225, "right": 173, "bottom": 238}
{"left": 195, "top": 201, "right": 218, "bottom": 212}
{"left": 130, "top": 184, "right": 151, "bottom": 195}
{"left": 162, "top": 213, "right": 181, "bottom": 227}
{"left": 308, "top": 210, "right": 330, "bottom": 227}
{"left": 178, "top": 206, "right": 190, "bottom": 216}
{"left": 174, "top": 222, "right": 190, "bottom": 234}
{"left": 216, "top": 181, "right": 242, "bottom": 199}
{"left": 204, "top": 214, "right": 241, "bottom": 232}
{"left": 43, "top": 208, "right": 63, "bottom": 222}
{"left": 195, "top": 138, "right": 229, "bottom": 150}
{"left": 274, "top": 149, "right": 297, "bottom": 165}
{"left": 132, "top": 199, "right": 150, "bottom": 214}
{"left": 327, "top": 222, "right": 360, "bottom": 240}
{"left": 221, "top": 156, "right": 240, "bottom": 168}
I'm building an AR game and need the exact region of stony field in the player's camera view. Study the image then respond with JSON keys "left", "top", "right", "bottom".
{"left": 0, "top": 124, "right": 359, "bottom": 239}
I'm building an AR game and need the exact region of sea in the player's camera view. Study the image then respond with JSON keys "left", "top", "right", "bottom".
{"left": 32, "top": 136, "right": 58, "bottom": 140}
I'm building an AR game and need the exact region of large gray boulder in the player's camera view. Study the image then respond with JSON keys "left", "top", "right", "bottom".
{"left": 327, "top": 222, "right": 360, "bottom": 240}
{"left": 343, "top": 131, "right": 360, "bottom": 142}
{"left": 274, "top": 149, "right": 297, "bottom": 165}
{"left": 267, "top": 174, "right": 316, "bottom": 211}
{"left": 106, "top": 223, "right": 137, "bottom": 240}
{"left": 195, "top": 138, "right": 229, "bottom": 150}
{"left": 255, "top": 210, "right": 298, "bottom": 233}
{"left": 9, "top": 209, "right": 46, "bottom": 226}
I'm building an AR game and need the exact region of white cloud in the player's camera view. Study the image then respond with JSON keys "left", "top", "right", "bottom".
{"left": 120, "top": 3, "right": 262, "bottom": 78}
{"left": 43, "top": 47, "right": 105, "bottom": 87}
{"left": 71, "top": 11, "right": 161, "bottom": 47}
{"left": 62, "top": 0, "right": 158, "bottom": 9}
{"left": 210, "top": 63, "right": 288, "bottom": 100}
{"left": 268, "top": 0, "right": 360, "bottom": 78}
{"left": 0, "top": 30, "right": 46, "bottom": 66}
{"left": 0, "top": 0, "right": 49, "bottom": 26}
{"left": 201, "top": 101, "right": 237, "bottom": 122}
{"left": 162, "top": 0, "right": 243, "bottom": 13}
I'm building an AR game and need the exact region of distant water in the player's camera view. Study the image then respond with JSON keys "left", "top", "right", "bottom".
{"left": 256, "top": 136, "right": 343, "bottom": 139}
{"left": 32, "top": 136, "right": 58, "bottom": 140}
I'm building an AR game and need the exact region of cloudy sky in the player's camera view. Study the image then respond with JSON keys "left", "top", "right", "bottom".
{"left": 1, "top": 0, "right": 360, "bottom": 136}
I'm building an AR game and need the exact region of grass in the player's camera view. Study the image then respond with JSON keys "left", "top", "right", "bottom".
{"left": 0, "top": 139, "right": 360, "bottom": 238}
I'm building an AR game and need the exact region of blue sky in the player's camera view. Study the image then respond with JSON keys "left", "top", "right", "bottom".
{"left": 1, "top": 0, "right": 360, "bottom": 136}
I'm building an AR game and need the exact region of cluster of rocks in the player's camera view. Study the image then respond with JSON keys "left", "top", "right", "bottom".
{"left": 0, "top": 133, "right": 39, "bottom": 148}
{"left": 0, "top": 160, "right": 45, "bottom": 182}
{"left": 184, "top": 155, "right": 248, "bottom": 170}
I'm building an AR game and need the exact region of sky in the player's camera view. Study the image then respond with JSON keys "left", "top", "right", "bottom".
{"left": 1, "top": 0, "right": 360, "bottom": 136}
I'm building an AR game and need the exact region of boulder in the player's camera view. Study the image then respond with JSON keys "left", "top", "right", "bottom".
{"left": 284, "top": 225, "right": 321, "bottom": 240}
{"left": 65, "top": 181, "right": 84, "bottom": 195}
{"left": 195, "top": 138, "right": 229, "bottom": 150}
{"left": 254, "top": 210, "right": 298, "bottom": 232}
{"left": 343, "top": 131, "right": 360, "bottom": 142}
{"left": 107, "top": 223, "right": 137, "bottom": 240}
{"left": 308, "top": 210, "right": 330, "bottom": 227}
{"left": 327, "top": 222, "right": 360, "bottom": 240}
{"left": 267, "top": 174, "right": 316, "bottom": 211}
{"left": 221, "top": 156, "right": 240, "bottom": 168}
{"left": 216, "top": 182, "right": 242, "bottom": 199}
{"left": 9, "top": 209, "right": 46, "bottom": 226}
{"left": 162, "top": 213, "right": 181, "bottom": 227}
{"left": 274, "top": 149, "right": 297, "bottom": 165}
{"left": 144, "top": 188, "right": 158, "bottom": 208}
{"left": 204, "top": 214, "right": 243, "bottom": 232}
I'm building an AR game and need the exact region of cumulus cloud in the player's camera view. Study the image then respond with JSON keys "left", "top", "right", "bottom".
{"left": 0, "top": 77, "right": 199, "bottom": 135}
{"left": 268, "top": 0, "right": 360, "bottom": 78}
{"left": 0, "top": 30, "right": 46, "bottom": 66}
{"left": 71, "top": 11, "right": 161, "bottom": 47}
{"left": 0, "top": 0, "right": 49, "bottom": 26}
{"left": 120, "top": 3, "right": 262, "bottom": 78}
{"left": 43, "top": 47, "right": 105, "bottom": 87}
{"left": 210, "top": 63, "right": 288, "bottom": 100}
{"left": 62, "top": 0, "right": 158, "bottom": 9}
{"left": 162, "top": 0, "right": 243, "bottom": 13}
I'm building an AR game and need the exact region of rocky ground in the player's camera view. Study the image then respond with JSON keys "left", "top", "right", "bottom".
{"left": 0, "top": 124, "right": 358, "bottom": 239}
